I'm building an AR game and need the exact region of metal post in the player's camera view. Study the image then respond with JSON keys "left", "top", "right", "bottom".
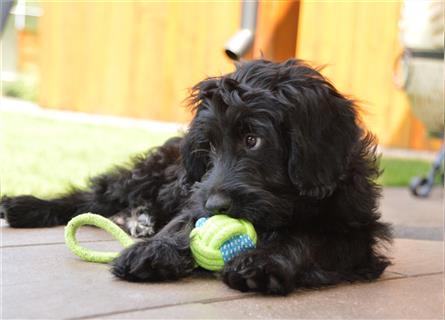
{"left": 224, "top": 0, "right": 259, "bottom": 60}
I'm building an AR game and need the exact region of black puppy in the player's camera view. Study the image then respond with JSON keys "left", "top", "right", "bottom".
{"left": 1, "top": 59, "right": 391, "bottom": 295}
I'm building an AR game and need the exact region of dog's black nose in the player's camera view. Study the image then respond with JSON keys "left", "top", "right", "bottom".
{"left": 205, "top": 193, "right": 232, "bottom": 213}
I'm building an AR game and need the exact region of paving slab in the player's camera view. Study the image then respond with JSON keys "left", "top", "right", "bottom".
{"left": 2, "top": 242, "right": 246, "bottom": 319}
{"left": 101, "top": 302, "right": 246, "bottom": 319}
{"left": 380, "top": 188, "right": 443, "bottom": 240}
{"left": 1, "top": 220, "right": 114, "bottom": 247}
{"left": 165, "top": 274, "right": 442, "bottom": 320}
{"left": 2, "top": 236, "right": 442, "bottom": 319}
{"left": 3, "top": 278, "right": 246, "bottom": 320}
{"left": 386, "top": 238, "right": 443, "bottom": 276}
{"left": 380, "top": 188, "right": 444, "bottom": 228}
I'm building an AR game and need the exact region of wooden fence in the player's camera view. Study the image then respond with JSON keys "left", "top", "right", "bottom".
{"left": 296, "top": 0, "right": 441, "bottom": 149}
{"left": 36, "top": 0, "right": 440, "bottom": 149}
{"left": 38, "top": 1, "right": 240, "bottom": 123}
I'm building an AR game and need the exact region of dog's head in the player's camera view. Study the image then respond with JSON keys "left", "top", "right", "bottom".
{"left": 181, "top": 59, "right": 362, "bottom": 228}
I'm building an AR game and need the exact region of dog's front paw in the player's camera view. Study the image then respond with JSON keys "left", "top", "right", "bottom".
{"left": 111, "top": 237, "right": 194, "bottom": 282}
{"left": 222, "top": 251, "right": 294, "bottom": 295}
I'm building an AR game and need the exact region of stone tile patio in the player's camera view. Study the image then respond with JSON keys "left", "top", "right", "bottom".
{"left": 2, "top": 188, "right": 443, "bottom": 319}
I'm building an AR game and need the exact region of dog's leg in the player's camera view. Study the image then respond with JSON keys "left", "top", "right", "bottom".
{"left": 1, "top": 163, "right": 159, "bottom": 228}
{"left": 222, "top": 247, "right": 347, "bottom": 295}
{"left": 111, "top": 209, "right": 202, "bottom": 282}
{"left": 0, "top": 174, "right": 129, "bottom": 228}
{"left": 222, "top": 230, "right": 390, "bottom": 295}
{"left": 220, "top": 232, "right": 344, "bottom": 295}
{"left": 1, "top": 137, "right": 185, "bottom": 229}
{"left": 221, "top": 236, "right": 302, "bottom": 295}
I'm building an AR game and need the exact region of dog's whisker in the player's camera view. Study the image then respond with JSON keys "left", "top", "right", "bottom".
{"left": 190, "top": 148, "right": 209, "bottom": 155}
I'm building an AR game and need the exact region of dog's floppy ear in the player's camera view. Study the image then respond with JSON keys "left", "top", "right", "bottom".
{"left": 181, "top": 78, "right": 219, "bottom": 182}
{"left": 180, "top": 118, "right": 210, "bottom": 183}
{"left": 281, "top": 64, "right": 361, "bottom": 199}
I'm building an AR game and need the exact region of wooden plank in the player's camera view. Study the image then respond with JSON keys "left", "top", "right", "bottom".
{"left": 295, "top": 0, "right": 439, "bottom": 150}
{"left": 38, "top": 1, "right": 240, "bottom": 124}
{"left": 79, "top": 3, "right": 110, "bottom": 114}
{"left": 253, "top": 0, "right": 300, "bottom": 61}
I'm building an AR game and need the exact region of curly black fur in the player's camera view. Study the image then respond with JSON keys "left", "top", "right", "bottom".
{"left": 1, "top": 59, "right": 391, "bottom": 295}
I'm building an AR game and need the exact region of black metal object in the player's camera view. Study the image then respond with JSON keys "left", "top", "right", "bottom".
{"left": 409, "top": 49, "right": 445, "bottom": 60}
{"left": 409, "top": 144, "right": 444, "bottom": 197}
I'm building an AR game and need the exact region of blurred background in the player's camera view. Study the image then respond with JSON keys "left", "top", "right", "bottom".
{"left": 1, "top": 0, "right": 443, "bottom": 199}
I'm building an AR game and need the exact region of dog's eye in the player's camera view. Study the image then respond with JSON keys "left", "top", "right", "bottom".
{"left": 244, "top": 135, "right": 261, "bottom": 150}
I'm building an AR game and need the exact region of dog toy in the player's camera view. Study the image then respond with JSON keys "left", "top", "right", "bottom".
{"left": 65, "top": 213, "right": 257, "bottom": 271}
{"left": 64, "top": 213, "right": 135, "bottom": 263}
{"left": 190, "top": 215, "right": 257, "bottom": 271}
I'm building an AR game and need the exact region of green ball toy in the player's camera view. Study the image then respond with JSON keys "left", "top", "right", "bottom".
{"left": 189, "top": 215, "right": 257, "bottom": 271}
{"left": 65, "top": 213, "right": 257, "bottom": 271}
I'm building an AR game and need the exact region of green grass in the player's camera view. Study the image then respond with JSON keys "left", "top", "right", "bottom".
{"left": 378, "top": 157, "right": 435, "bottom": 187}
{"left": 0, "top": 111, "right": 436, "bottom": 197}
{"left": 1, "top": 111, "right": 175, "bottom": 197}
{"left": 2, "top": 78, "right": 38, "bottom": 102}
